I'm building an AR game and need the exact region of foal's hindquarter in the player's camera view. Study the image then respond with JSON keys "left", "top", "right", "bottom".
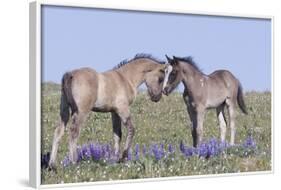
{"left": 181, "top": 64, "right": 244, "bottom": 147}
{"left": 49, "top": 58, "right": 164, "bottom": 167}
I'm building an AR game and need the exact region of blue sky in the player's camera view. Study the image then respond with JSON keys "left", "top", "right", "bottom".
{"left": 42, "top": 5, "right": 271, "bottom": 91}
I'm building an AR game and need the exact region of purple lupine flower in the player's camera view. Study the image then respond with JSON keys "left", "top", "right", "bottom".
{"left": 142, "top": 144, "right": 147, "bottom": 157}
{"left": 77, "top": 147, "right": 83, "bottom": 162}
{"left": 184, "top": 147, "right": 195, "bottom": 157}
{"left": 168, "top": 144, "right": 174, "bottom": 153}
{"left": 209, "top": 138, "right": 218, "bottom": 147}
{"left": 90, "top": 143, "right": 102, "bottom": 160}
{"left": 59, "top": 136, "right": 258, "bottom": 167}
{"left": 198, "top": 143, "right": 208, "bottom": 158}
{"left": 101, "top": 145, "right": 106, "bottom": 157}
{"left": 62, "top": 155, "right": 71, "bottom": 167}
{"left": 207, "top": 138, "right": 219, "bottom": 157}
{"left": 82, "top": 144, "right": 87, "bottom": 156}
{"left": 135, "top": 144, "right": 140, "bottom": 160}
{"left": 82, "top": 144, "right": 91, "bottom": 160}
{"left": 152, "top": 144, "right": 163, "bottom": 160}
{"left": 209, "top": 146, "right": 216, "bottom": 157}
{"left": 149, "top": 145, "right": 154, "bottom": 157}
{"left": 102, "top": 144, "right": 111, "bottom": 159}
{"left": 127, "top": 149, "right": 132, "bottom": 161}
{"left": 41, "top": 152, "right": 50, "bottom": 169}
{"left": 219, "top": 141, "right": 229, "bottom": 151}
{"left": 243, "top": 136, "right": 256, "bottom": 149}
{"left": 89, "top": 143, "right": 95, "bottom": 157}
{"left": 159, "top": 143, "right": 165, "bottom": 157}
{"left": 208, "top": 146, "right": 216, "bottom": 157}
{"left": 179, "top": 141, "right": 196, "bottom": 158}
{"left": 179, "top": 140, "right": 185, "bottom": 153}
{"left": 160, "top": 143, "right": 164, "bottom": 150}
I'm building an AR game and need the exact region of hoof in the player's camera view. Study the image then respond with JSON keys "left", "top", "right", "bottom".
{"left": 121, "top": 150, "right": 128, "bottom": 160}
{"left": 41, "top": 152, "right": 50, "bottom": 169}
{"left": 48, "top": 162, "right": 57, "bottom": 172}
{"left": 118, "top": 150, "right": 130, "bottom": 162}
{"left": 112, "top": 154, "right": 121, "bottom": 163}
{"left": 118, "top": 157, "right": 126, "bottom": 163}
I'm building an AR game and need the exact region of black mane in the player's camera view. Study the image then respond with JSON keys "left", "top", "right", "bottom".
{"left": 174, "top": 56, "right": 202, "bottom": 72}
{"left": 114, "top": 53, "right": 165, "bottom": 69}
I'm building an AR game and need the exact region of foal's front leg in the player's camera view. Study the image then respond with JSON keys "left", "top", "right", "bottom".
{"left": 111, "top": 112, "right": 122, "bottom": 160}
{"left": 186, "top": 104, "right": 197, "bottom": 147}
{"left": 117, "top": 109, "right": 134, "bottom": 160}
{"left": 194, "top": 107, "right": 205, "bottom": 147}
{"left": 184, "top": 93, "right": 198, "bottom": 147}
{"left": 185, "top": 97, "right": 204, "bottom": 147}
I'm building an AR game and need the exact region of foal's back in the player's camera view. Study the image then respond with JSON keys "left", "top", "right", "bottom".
{"left": 208, "top": 70, "right": 239, "bottom": 88}
{"left": 69, "top": 67, "right": 134, "bottom": 113}
{"left": 205, "top": 70, "right": 239, "bottom": 107}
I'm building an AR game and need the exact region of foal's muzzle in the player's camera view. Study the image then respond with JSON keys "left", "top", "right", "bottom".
{"left": 151, "top": 93, "right": 162, "bottom": 102}
{"left": 162, "top": 87, "right": 169, "bottom": 96}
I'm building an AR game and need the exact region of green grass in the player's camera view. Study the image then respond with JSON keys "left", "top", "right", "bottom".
{"left": 41, "top": 83, "right": 271, "bottom": 185}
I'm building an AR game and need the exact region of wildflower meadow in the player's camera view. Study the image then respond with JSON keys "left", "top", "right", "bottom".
{"left": 41, "top": 83, "right": 271, "bottom": 184}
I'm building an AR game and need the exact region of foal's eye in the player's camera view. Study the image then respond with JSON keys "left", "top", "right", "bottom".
{"left": 170, "top": 72, "right": 175, "bottom": 78}
{"left": 169, "top": 71, "right": 177, "bottom": 81}
{"left": 158, "top": 77, "right": 164, "bottom": 83}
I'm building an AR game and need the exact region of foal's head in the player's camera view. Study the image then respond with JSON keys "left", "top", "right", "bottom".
{"left": 162, "top": 55, "right": 183, "bottom": 95}
{"left": 144, "top": 64, "right": 167, "bottom": 102}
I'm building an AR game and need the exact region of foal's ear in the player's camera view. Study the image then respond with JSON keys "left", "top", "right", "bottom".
{"left": 172, "top": 56, "right": 179, "bottom": 65}
{"left": 165, "top": 54, "right": 173, "bottom": 63}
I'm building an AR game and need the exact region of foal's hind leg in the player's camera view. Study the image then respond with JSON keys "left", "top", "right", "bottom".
{"left": 216, "top": 104, "right": 227, "bottom": 142}
{"left": 226, "top": 98, "right": 236, "bottom": 145}
{"left": 49, "top": 120, "right": 65, "bottom": 168}
{"left": 184, "top": 93, "right": 199, "bottom": 147}
{"left": 69, "top": 112, "right": 87, "bottom": 164}
{"left": 111, "top": 112, "right": 122, "bottom": 160}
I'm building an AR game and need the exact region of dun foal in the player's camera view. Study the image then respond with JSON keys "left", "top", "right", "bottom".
{"left": 49, "top": 54, "right": 167, "bottom": 168}
{"left": 163, "top": 55, "right": 247, "bottom": 147}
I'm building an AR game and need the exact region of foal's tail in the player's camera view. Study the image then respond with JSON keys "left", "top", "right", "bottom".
{"left": 60, "top": 72, "right": 78, "bottom": 125}
{"left": 237, "top": 82, "right": 248, "bottom": 114}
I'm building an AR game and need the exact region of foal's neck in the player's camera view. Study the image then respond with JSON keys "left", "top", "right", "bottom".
{"left": 116, "top": 59, "right": 158, "bottom": 89}
{"left": 180, "top": 62, "right": 205, "bottom": 91}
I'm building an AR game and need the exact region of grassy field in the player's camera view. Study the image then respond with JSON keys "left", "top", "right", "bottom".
{"left": 41, "top": 82, "right": 271, "bottom": 185}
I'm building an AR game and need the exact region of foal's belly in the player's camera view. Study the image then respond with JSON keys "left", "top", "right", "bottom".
{"left": 205, "top": 97, "right": 226, "bottom": 108}
{"left": 92, "top": 94, "right": 114, "bottom": 112}
{"left": 92, "top": 90, "right": 114, "bottom": 112}
{"left": 92, "top": 74, "right": 114, "bottom": 112}
{"left": 92, "top": 106, "right": 113, "bottom": 113}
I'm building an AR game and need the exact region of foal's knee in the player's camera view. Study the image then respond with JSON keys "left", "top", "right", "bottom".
{"left": 124, "top": 117, "right": 134, "bottom": 134}
{"left": 70, "top": 127, "right": 79, "bottom": 139}
{"left": 54, "top": 125, "right": 64, "bottom": 136}
{"left": 128, "top": 125, "right": 135, "bottom": 136}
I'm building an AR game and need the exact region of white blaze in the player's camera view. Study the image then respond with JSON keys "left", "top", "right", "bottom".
{"left": 163, "top": 65, "right": 173, "bottom": 90}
